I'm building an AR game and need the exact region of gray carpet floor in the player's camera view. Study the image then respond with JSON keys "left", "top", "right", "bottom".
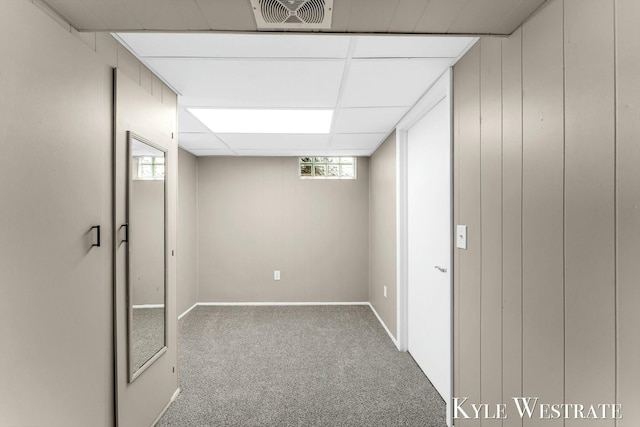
{"left": 132, "top": 307, "right": 165, "bottom": 373}
{"left": 157, "top": 305, "right": 446, "bottom": 427}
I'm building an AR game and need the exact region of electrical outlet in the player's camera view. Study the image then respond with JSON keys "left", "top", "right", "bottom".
{"left": 383, "top": 285, "right": 387, "bottom": 298}
{"left": 274, "top": 270, "right": 281, "bottom": 281}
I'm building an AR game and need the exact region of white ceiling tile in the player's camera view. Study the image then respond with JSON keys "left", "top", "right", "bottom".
{"left": 189, "top": 149, "right": 237, "bottom": 156}
{"left": 352, "top": 36, "right": 475, "bottom": 58}
{"left": 217, "top": 134, "right": 330, "bottom": 151}
{"left": 146, "top": 58, "right": 344, "bottom": 108}
{"left": 341, "top": 58, "right": 452, "bottom": 107}
{"left": 111, "top": 33, "right": 465, "bottom": 157}
{"left": 178, "top": 108, "right": 210, "bottom": 133}
{"left": 234, "top": 150, "right": 328, "bottom": 157}
{"left": 330, "top": 149, "right": 376, "bottom": 157}
{"left": 332, "top": 107, "right": 407, "bottom": 133}
{"left": 117, "top": 33, "right": 351, "bottom": 58}
{"left": 178, "top": 133, "right": 229, "bottom": 150}
{"left": 331, "top": 133, "right": 388, "bottom": 150}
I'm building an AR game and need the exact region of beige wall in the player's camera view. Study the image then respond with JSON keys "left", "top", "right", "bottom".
{"left": 0, "top": 1, "right": 179, "bottom": 425}
{"left": 0, "top": 1, "right": 114, "bottom": 425}
{"left": 197, "top": 156, "right": 369, "bottom": 302}
{"left": 178, "top": 148, "right": 198, "bottom": 314}
{"left": 369, "top": 133, "right": 397, "bottom": 339}
{"left": 453, "top": 0, "right": 638, "bottom": 425}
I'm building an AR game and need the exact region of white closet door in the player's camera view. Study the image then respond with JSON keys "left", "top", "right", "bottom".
{"left": 407, "top": 95, "right": 452, "bottom": 425}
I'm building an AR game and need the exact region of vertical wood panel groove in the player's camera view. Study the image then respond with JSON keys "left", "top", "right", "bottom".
{"left": 478, "top": 40, "right": 482, "bottom": 417}
{"left": 611, "top": 2, "right": 617, "bottom": 424}
{"left": 562, "top": 1, "right": 566, "bottom": 417}
{"left": 500, "top": 42, "right": 504, "bottom": 427}
{"left": 520, "top": 24, "right": 524, "bottom": 415}
{"left": 614, "top": 1, "right": 640, "bottom": 425}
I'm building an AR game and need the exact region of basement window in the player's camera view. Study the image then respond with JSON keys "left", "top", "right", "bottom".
{"left": 299, "top": 157, "right": 356, "bottom": 179}
{"left": 135, "top": 156, "right": 165, "bottom": 180}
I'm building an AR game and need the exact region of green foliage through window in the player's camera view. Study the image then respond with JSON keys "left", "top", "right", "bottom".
{"left": 299, "top": 157, "right": 356, "bottom": 179}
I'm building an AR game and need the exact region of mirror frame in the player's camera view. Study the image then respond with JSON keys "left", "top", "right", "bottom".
{"left": 127, "top": 131, "right": 168, "bottom": 383}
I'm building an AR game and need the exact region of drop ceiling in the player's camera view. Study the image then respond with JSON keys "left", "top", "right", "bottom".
{"left": 38, "top": 0, "right": 548, "bottom": 157}
{"left": 116, "top": 33, "right": 475, "bottom": 156}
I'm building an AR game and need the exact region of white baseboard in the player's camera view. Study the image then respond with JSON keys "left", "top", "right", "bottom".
{"left": 196, "top": 301, "right": 369, "bottom": 306}
{"left": 178, "top": 302, "right": 198, "bottom": 320}
{"left": 176, "top": 301, "right": 399, "bottom": 350}
{"left": 151, "top": 387, "right": 180, "bottom": 427}
{"left": 178, "top": 302, "right": 368, "bottom": 319}
{"left": 367, "top": 302, "right": 400, "bottom": 350}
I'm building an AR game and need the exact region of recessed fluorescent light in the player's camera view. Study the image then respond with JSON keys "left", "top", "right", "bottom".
{"left": 188, "top": 108, "right": 333, "bottom": 134}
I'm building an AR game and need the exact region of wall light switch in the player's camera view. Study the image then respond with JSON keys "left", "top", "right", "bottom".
{"left": 456, "top": 225, "right": 467, "bottom": 250}
{"left": 274, "top": 270, "right": 281, "bottom": 281}
{"left": 383, "top": 285, "right": 387, "bottom": 298}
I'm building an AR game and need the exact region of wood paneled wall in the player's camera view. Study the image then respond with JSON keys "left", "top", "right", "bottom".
{"left": 453, "top": 0, "right": 640, "bottom": 425}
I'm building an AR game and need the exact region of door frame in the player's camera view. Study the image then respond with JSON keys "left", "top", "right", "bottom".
{"left": 395, "top": 68, "right": 454, "bottom": 424}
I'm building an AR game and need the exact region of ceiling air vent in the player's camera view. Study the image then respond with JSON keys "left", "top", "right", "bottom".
{"left": 250, "top": 0, "right": 333, "bottom": 30}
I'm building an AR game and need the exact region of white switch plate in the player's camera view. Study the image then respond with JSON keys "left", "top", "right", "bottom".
{"left": 383, "top": 285, "right": 387, "bottom": 297}
{"left": 274, "top": 270, "right": 281, "bottom": 281}
{"left": 456, "top": 225, "right": 467, "bottom": 249}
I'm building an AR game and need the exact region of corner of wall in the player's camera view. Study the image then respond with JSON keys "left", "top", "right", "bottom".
{"left": 368, "top": 132, "right": 398, "bottom": 341}
{"left": 195, "top": 154, "right": 200, "bottom": 304}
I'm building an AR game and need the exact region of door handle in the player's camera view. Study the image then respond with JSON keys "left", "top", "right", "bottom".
{"left": 90, "top": 225, "right": 101, "bottom": 248}
{"left": 434, "top": 266, "right": 447, "bottom": 273}
{"left": 120, "top": 223, "right": 129, "bottom": 244}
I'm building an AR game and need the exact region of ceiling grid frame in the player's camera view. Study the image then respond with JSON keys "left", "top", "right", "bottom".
{"left": 326, "top": 37, "right": 358, "bottom": 152}
{"left": 116, "top": 32, "right": 476, "bottom": 156}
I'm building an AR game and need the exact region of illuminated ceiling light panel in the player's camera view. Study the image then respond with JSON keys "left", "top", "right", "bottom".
{"left": 188, "top": 108, "right": 333, "bottom": 134}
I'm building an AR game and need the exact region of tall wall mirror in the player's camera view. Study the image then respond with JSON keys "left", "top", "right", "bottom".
{"left": 127, "top": 132, "right": 167, "bottom": 382}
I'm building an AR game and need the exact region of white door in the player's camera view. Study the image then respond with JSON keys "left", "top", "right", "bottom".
{"left": 407, "top": 96, "right": 452, "bottom": 425}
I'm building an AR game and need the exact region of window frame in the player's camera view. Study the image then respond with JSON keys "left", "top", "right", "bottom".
{"left": 298, "top": 157, "right": 357, "bottom": 180}
{"left": 134, "top": 155, "right": 165, "bottom": 180}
